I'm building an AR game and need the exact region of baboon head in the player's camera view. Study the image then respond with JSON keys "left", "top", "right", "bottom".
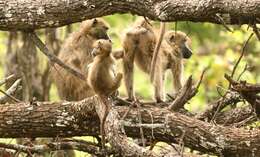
{"left": 80, "top": 18, "right": 110, "bottom": 40}
{"left": 165, "top": 31, "right": 192, "bottom": 59}
{"left": 91, "top": 39, "right": 112, "bottom": 57}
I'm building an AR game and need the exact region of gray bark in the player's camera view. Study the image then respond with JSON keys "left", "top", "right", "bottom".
{"left": 0, "top": 97, "right": 259, "bottom": 157}
{"left": 0, "top": 0, "right": 259, "bottom": 30}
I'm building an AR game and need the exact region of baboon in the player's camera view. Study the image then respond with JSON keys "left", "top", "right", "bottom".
{"left": 52, "top": 18, "right": 110, "bottom": 101}
{"left": 87, "top": 39, "right": 122, "bottom": 152}
{"left": 121, "top": 19, "right": 192, "bottom": 102}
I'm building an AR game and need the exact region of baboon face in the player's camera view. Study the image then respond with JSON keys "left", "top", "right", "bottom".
{"left": 165, "top": 31, "right": 192, "bottom": 59}
{"left": 91, "top": 39, "right": 112, "bottom": 57}
{"left": 81, "top": 18, "right": 110, "bottom": 40}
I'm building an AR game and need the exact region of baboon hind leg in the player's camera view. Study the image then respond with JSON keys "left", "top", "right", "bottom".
{"left": 123, "top": 44, "right": 136, "bottom": 101}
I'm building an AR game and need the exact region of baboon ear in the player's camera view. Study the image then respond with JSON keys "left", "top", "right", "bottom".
{"left": 169, "top": 35, "right": 175, "bottom": 43}
{"left": 98, "top": 41, "right": 102, "bottom": 46}
{"left": 92, "top": 19, "right": 98, "bottom": 26}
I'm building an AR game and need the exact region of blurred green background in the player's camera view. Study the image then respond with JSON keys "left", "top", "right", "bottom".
{"left": 0, "top": 14, "right": 259, "bottom": 156}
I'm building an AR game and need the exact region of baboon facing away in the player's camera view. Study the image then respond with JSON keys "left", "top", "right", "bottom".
{"left": 87, "top": 39, "right": 122, "bottom": 152}
{"left": 52, "top": 18, "right": 110, "bottom": 101}
{"left": 121, "top": 19, "right": 193, "bottom": 102}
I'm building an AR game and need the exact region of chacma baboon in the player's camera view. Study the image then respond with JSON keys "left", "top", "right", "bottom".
{"left": 87, "top": 39, "right": 122, "bottom": 152}
{"left": 52, "top": 18, "right": 110, "bottom": 101}
{"left": 120, "top": 18, "right": 192, "bottom": 102}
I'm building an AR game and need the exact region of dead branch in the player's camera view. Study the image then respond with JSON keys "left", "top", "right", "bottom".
{"left": 169, "top": 68, "right": 206, "bottom": 111}
{"left": 29, "top": 32, "right": 85, "bottom": 80}
{"left": 230, "top": 33, "right": 254, "bottom": 79}
{"left": 0, "top": 0, "right": 259, "bottom": 30}
{"left": 0, "top": 74, "right": 16, "bottom": 86}
{"left": 196, "top": 91, "right": 242, "bottom": 121}
{"left": 0, "top": 140, "right": 115, "bottom": 156}
{"left": 0, "top": 79, "right": 21, "bottom": 103}
{"left": 0, "top": 97, "right": 259, "bottom": 156}
{"left": 225, "top": 74, "right": 260, "bottom": 115}
{"left": 253, "top": 24, "right": 260, "bottom": 40}
{"left": 214, "top": 106, "right": 257, "bottom": 125}
{"left": 168, "top": 76, "right": 193, "bottom": 111}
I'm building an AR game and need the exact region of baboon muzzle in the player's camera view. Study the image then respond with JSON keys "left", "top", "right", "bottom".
{"left": 182, "top": 45, "right": 192, "bottom": 59}
{"left": 97, "top": 33, "right": 109, "bottom": 40}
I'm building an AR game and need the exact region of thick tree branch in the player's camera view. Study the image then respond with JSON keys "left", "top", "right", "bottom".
{"left": 0, "top": 97, "right": 259, "bottom": 156}
{"left": 0, "top": 139, "right": 115, "bottom": 156}
{"left": 0, "top": 0, "right": 259, "bottom": 30}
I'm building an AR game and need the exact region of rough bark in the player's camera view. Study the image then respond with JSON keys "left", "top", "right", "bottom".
{"left": 0, "top": 0, "right": 259, "bottom": 31}
{"left": 0, "top": 97, "right": 259, "bottom": 157}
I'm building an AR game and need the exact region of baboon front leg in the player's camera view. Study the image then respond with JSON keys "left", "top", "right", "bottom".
{"left": 153, "top": 66, "right": 165, "bottom": 103}
{"left": 123, "top": 48, "right": 135, "bottom": 101}
{"left": 171, "top": 61, "right": 183, "bottom": 96}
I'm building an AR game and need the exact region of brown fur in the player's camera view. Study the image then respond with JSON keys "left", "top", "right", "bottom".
{"left": 122, "top": 18, "right": 156, "bottom": 100}
{"left": 121, "top": 19, "right": 192, "bottom": 102}
{"left": 52, "top": 18, "right": 110, "bottom": 101}
{"left": 87, "top": 39, "right": 122, "bottom": 152}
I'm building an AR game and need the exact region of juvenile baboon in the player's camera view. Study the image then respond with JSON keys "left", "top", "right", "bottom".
{"left": 52, "top": 18, "right": 110, "bottom": 101}
{"left": 121, "top": 19, "right": 193, "bottom": 102}
{"left": 87, "top": 39, "right": 122, "bottom": 152}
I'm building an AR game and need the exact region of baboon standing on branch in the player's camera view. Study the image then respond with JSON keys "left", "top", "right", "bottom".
{"left": 88, "top": 39, "right": 122, "bottom": 152}
{"left": 121, "top": 19, "right": 193, "bottom": 102}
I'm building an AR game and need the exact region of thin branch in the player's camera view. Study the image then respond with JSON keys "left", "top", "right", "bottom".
{"left": 0, "top": 79, "right": 21, "bottom": 103}
{"left": 0, "top": 74, "right": 16, "bottom": 86}
{"left": 209, "top": 33, "right": 254, "bottom": 122}
{"left": 28, "top": 32, "right": 85, "bottom": 80}
{"left": 237, "top": 64, "right": 248, "bottom": 81}
{"left": 252, "top": 24, "right": 260, "bottom": 41}
{"left": 230, "top": 33, "right": 254, "bottom": 79}
{"left": 215, "top": 14, "right": 233, "bottom": 32}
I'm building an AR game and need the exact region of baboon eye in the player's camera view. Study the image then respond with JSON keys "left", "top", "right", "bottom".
{"left": 104, "top": 26, "right": 109, "bottom": 30}
{"left": 92, "top": 19, "right": 98, "bottom": 26}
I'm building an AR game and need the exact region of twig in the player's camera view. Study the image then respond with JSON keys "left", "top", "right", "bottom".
{"left": 215, "top": 14, "right": 233, "bottom": 32}
{"left": 195, "top": 67, "right": 208, "bottom": 89}
{"left": 29, "top": 32, "right": 85, "bottom": 80}
{"left": 237, "top": 64, "right": 248, "bottom": 81}
{"left": 136, "top": 100, "right": 146, "bottom": 147}
{"left": 210, "top": 33, "right": 254, "bottom": 122}
{"left": 230, "top": 33, "right": 254, "bottom": 79}
{"left": 0, "top": 74, "right": 16, "bottom": 86}
{"left": 0, "top": 79, "right": 22, "bottom": 103}
{"left": 252, "top": 24, "right": 260, "bottom": 41}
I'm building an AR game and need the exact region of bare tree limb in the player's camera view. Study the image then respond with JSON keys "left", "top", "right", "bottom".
{"left": 0, "top": 97, "right": 259, "bottom": 156}
{"left": 0, "top": 140, "right": 115, "bottom": 156}
{"left": 29, "top": 32, "right": 85, "bottom": 80}
{"left": 196, "top": 91, "right": 242, "bottom": 121}
{"left": 0, "top": 79, "right": 21, "bottom": 103}
{"left": 0, "top": 0, "right": 259, "bottom": 30}
{"left": 0, "top": 74, "right": 16, "bottom": 86}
